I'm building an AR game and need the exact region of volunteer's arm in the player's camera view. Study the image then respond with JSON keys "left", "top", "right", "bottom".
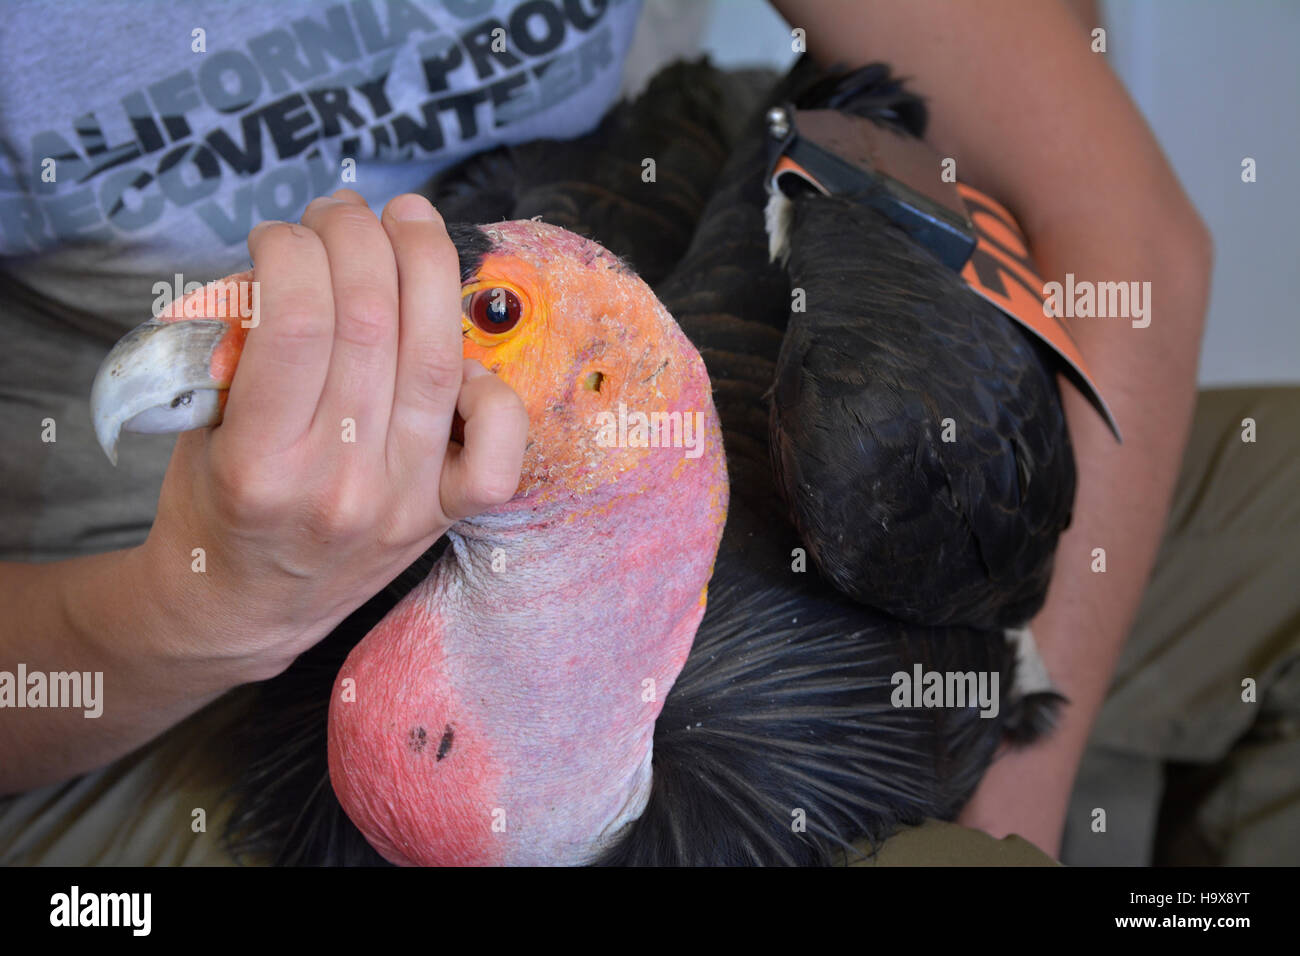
{"left": 770, "top": 0, "right": 1212, "bottom": 853}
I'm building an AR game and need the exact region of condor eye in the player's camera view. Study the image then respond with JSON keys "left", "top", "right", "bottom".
{"left": 465, "top": 287, "right": 522, "bottom": 335}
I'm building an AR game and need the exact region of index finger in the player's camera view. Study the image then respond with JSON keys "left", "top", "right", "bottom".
{"left": 222, "top": 221, "right": 335, "bottom": 457}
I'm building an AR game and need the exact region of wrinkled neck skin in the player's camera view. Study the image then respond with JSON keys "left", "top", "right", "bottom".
{"left": 328, "top": 394, "right": 726, "bottom": 866}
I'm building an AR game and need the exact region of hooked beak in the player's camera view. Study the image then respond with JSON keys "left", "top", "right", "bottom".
{"left": 90, "top": 318, "right": 232, "bottom": 465}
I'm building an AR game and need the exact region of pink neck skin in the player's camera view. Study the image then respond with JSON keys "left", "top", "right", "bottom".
{"left": 328, "top": 387, "right": 727, "bottom": 866}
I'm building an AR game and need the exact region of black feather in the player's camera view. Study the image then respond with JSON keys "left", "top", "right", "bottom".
{"left": 792, "top": 58, "right": 928, "bottom": 137}
{"left": 766, "top": 58, "right": 1076, "bottom": 630}
{"left": 429, "top": 59, "right": 763, "bottom": 286}
{"left": 769, "top": 193, "right": 1076, "bottom": 630}
{"left": 445, "top": 223, "right": 492, "bottom": 283}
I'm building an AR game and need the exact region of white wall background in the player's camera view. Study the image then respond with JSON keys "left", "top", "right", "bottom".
{"left": 1101, "top": 0, "right": 1299, "bottom": 385}
{"left": 626, "top": 0, "right": 1299, "bottom": 386}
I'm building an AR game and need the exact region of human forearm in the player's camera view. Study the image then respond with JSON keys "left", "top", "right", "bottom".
{"left": 0, "top": 545, "right": 248, "bottom": 794}
{"left": 881, "top": 0, "right": 1212, "bottom": 851}
{"left": 959, "top": 235, "right": 1210, "bottom": 852}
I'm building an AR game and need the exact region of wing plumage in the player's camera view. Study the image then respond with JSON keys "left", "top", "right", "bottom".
{"left": 766, "top": 62, "right": 1077, "bottom": 631}
{"left": 771, "top": 193, "right": 1076, "bottom": 629}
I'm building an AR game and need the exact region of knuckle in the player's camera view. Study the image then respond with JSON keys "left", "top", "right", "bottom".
{"left": 268, "top": 307, "right": 331, "bottom": 346}
{"left": 304, "top": 494, "right": 365, "bottom": 541}
{"left": 210, "top": 460, "right": 276, "bottom": 525}
{"left": 303, "top": 476, "right": 375, "bottom": 540}
{"left": 480, "top": 376, "right": 528, "bottom": 420}
{"left": 408, "top": 351, "right": 463, "bottom": 402}
{"left": 335, "top": 294, "right": 398, "bottom": 348}
{"left": 373, "top": 507, "right": 424, "bottom": 552}
{"left": 475, "top": 471, "right": 521, "bottom": 507}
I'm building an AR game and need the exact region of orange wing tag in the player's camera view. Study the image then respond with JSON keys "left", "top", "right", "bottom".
{"left": 956, "top": 183, "right": 1121, "bottom": 441}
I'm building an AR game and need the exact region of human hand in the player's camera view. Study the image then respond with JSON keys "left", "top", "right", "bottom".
{"left": 136, "top": 190, "right": 528, "bottom": 682}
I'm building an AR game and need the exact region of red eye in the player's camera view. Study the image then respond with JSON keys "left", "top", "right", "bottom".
{"left": 466, "top": 287, "right": 523, "bottom": 334}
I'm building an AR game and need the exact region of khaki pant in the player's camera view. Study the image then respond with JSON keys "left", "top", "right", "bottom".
{"left": 4, "top": 387, "right": 1297, "bottom": 866}
{"left": 1060, "top": 386, "right": 1300, "bottom": 866}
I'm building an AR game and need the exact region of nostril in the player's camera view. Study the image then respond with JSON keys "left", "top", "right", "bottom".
{"left": 583, "top": 371, "right": 605, "bottom": 393}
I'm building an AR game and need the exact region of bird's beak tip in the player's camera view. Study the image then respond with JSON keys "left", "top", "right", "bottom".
{"left": 99, "top": 433, "right": 120, "bottom": 467}
{"left": 89, "top": 318, "right": 231, "bottom": 465}
{"left": 94, "top": 412, "right": 120, "bottom": 465}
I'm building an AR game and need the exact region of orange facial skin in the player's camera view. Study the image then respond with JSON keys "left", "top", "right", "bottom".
{"left": 461, "top": 220, "right": 718, "bottom": 510}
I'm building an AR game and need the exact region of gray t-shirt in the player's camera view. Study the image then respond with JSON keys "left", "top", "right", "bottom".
{"left": 0, "top": 0, "right": 642, "bottom": 562}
